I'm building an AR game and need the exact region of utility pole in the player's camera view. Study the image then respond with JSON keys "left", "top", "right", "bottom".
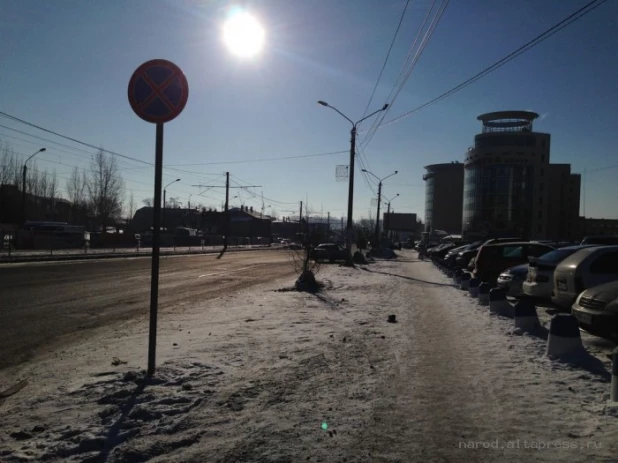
{"left": 191, "top": 175, "right": 261, "bottom": 258}
{"left": 374, "top": 181, "right": 382, "bottom": 248}
{"left": 317, "top": 100, "right": 388, "bottom": 262}
{"left": 347, "top": 127, "right": 356, "bottom": 253}
{"left": 327, "top": 211, "right": 330, "bottom": 236}
{"left": 22, "top": 148, "right": 46, "bottom": 224}
{"left": 224, "top": 172, "right": 229, "bottom": 252}
{"left": 299, "top": 200, "right": 303, "bottom": 240}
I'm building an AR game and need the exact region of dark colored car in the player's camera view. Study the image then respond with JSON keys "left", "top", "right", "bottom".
{"left": 429, "top": 243, "right": 458, "bottom": 260}
{"left": 466, "top": 237, "right": 525, "bottom": 272}
{"left": 310, "top": 243, "right": 348, "bottom": 262}
{"left": 572, "top": 281, "right": 618, "bottom": 342}
{"left": 473, "top": 242, "right": 555, "bottom": 285}
{"left": 444, "top": 241, "right": 481, "bottom": 266}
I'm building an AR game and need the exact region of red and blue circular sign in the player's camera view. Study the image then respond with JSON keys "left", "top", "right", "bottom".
{"left": 128, "top": 59, "right": 188, "bottom": 124}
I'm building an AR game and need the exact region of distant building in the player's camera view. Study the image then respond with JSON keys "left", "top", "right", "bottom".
{"left": 131, "top": 205, "right": 272, "bottom": 240}
{"left": 0, "top": 184, "right": 73, "bottom": 226}
{"left": 579, "top": 217, "right": 618, "bottom": 237}
{"left": 422, "top": 163, "right": 464, "bottom": 235}
{"left": 462, "top": 111, "right": 551, "bottom": 239}
{"left": 546, "top": 164, "right": 581, "bottom": 241}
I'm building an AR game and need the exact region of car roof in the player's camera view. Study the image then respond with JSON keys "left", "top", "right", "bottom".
{"left": 557, "top": 245, "right": 618, "bottom": 265}
{"left": 555, "top": 244, "right": 601, "bottom": 251}
{"left": 483, "top": 241, "right": 553, "bottom": 247}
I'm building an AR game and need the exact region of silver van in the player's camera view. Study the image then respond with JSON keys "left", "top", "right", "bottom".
{"left": 551, "top": 246, "right": 618, "bottom": 309}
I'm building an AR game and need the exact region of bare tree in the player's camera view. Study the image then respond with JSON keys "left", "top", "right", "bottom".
{"left": 46, "top": 170, "right": 57, "bottom": 220}
{"left": 87, "top": 149, "right": 124, "bottom": 232}
{"left": 142, "top": 198, "right": 154, "bottom": 207}
{"left": 0, "top": 141, "right": 21, "bottom": 186}
{"left": 47, "top": 170, "right": 57, "bottom": 201}
{"left": 167, "top": 196, "right": 181, "bottom": 209}
{"left": 67, "top": 167, "right": 87, "bottom": 207}
{"left": 127, "top": 190, "right": 135, "bottom": 222}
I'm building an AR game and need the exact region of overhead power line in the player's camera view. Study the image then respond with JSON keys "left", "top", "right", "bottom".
{"left": 378, "top": 0, "right": 609, "bottom": 129}
{"left": 362, "top": 0, "right": 411, "bottom": 117}
{"left": 0, "top": 114, "right": 232, "bottom": 186}
{"left": 165, "top": 150, "right": 348, "bottom": 166}
{"left": 0, "top": 111, "right": 152, "bottom": 166}
{"left": 362, "top": 0, "right": 450, "bottom": 149}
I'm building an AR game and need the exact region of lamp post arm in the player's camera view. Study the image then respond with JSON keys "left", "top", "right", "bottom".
{"left": 356, "top": 106, "right": 386, "bottom": 126}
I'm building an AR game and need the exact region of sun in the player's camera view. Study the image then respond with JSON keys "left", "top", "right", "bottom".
{"left": 222, "top": 10, "right": 265, "bottom": 58}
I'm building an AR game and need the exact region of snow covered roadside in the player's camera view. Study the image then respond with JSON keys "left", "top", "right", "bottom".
{"left": 0, "top": 260, "right": 407, "bottom": 462}
{"left": 0, "top": 251, "right": 617, "bottom": 462}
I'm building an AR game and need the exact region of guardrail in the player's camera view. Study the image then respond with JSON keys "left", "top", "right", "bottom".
{"left": 0, "top": 242, "right": 288, "bottom": 263}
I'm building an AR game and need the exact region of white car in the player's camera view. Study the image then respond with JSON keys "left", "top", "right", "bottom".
{"left": 522, "top": 245, "right": 598, "bottom": 299}
{"left": 551, "top": 245, "right": 618, "bottom": 310}
{"left": 497, "top": 264, "right": 528, "bottom": 297}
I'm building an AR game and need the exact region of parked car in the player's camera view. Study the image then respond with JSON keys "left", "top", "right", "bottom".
{"left": 522, "top": 245, "right": 599, "bottom": 299}
{"left": 497, "top": 264, "right": 529, "bottom": 297}
{"left": 443, "top": 242, "right": 476, "bottom": 265}
{"left": 454, "top": 241, "right": 487, "bottom": 268}
{"left": 552, "top": 245, "right": 618, "bottom": 310}
{"left": 310, "top": 243, "right": 348, "bottom": 262}
{"left": 571, "top": 281, "right": 618, "bottom": 341}
{"left": 580, "top": 235, "right": 618, "bottom": 246}
{"left": 467, "top": 237, "right": 525, "bottom": 272}
{"left": 428, "top": 243, "right": 457, "bottom": 259}
{"left": 473, "top": 242, "right": 555, "bottom": 286}
{"left": 456, "top": 237, "right": 523, "bottom": 271}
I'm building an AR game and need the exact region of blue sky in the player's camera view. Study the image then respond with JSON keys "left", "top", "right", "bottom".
{"left": 2, "top": 0, "right": 617, "bottom": 222}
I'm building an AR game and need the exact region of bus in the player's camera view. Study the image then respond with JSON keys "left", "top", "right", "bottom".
{"left": 19, "top": 221, "right": 86, "bottom": 249}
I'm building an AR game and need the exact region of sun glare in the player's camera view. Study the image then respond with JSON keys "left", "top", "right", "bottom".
{"left": 222, "top": 10, "right": 265, "bottom": 58}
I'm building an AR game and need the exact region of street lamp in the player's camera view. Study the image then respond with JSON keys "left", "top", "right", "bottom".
{"left": 384, "top": 193, "right": 399, "bottom": 240}
{"left": 22, "top": 148, "right": 46, "bottom": 224}
{"left": 361, "top": 169, "right": 398, "bottom": 248}
{"left": 163, "top": 178, "right": 180, "bottom": 231}
{"left": 317, "top": 100, "right": 388, "bottom": 261}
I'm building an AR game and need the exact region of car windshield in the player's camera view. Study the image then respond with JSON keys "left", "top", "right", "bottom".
{"left": 536, "top": 248, "right": 579, "bottom": 263}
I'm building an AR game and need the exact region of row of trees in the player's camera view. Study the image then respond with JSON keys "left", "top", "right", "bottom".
{"left": 0, "top": 142, "right": 59, "bottom": 204}
{"left": 1, "top": 141, "right": 125, "bottom": 230}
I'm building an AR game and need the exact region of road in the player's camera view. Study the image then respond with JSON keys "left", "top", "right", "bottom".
{"left": 0, "top": 249, "right": 295, "bottom": 370}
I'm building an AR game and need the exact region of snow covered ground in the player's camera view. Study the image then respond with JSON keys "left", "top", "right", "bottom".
{"left": 1, "top": 251, "right": 617, "bottom": 462}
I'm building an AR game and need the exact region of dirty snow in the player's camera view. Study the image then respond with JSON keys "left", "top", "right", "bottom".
{"left": 0, "top": 250, "right": 617, "bottom": 462}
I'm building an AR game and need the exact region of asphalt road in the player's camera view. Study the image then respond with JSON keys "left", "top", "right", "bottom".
{"left": 0, "top": 249, "right": 295, "bottom": 370}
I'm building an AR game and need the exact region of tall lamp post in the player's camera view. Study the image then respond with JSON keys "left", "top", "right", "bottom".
{"left": 317, "top": 100, "right": 388, "bottom": 260}
{"left": 384, "top": 193, "right": 400, "bottom": 240}
{"left": 163, "top": 178, "right": 180, "bottom": 231}
{"left": 361, "top": 169, "right": 398, "bottom": 248}
{"left": 22, "top": 148, "right": 46, "bottom": 224}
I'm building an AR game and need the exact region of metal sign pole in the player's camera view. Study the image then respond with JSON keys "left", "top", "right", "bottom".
{"left": 148, "top": 122, "right": 164, "bottom": 376}
{"left": 128, "top": 58, "right": 188, "bottom": 376}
